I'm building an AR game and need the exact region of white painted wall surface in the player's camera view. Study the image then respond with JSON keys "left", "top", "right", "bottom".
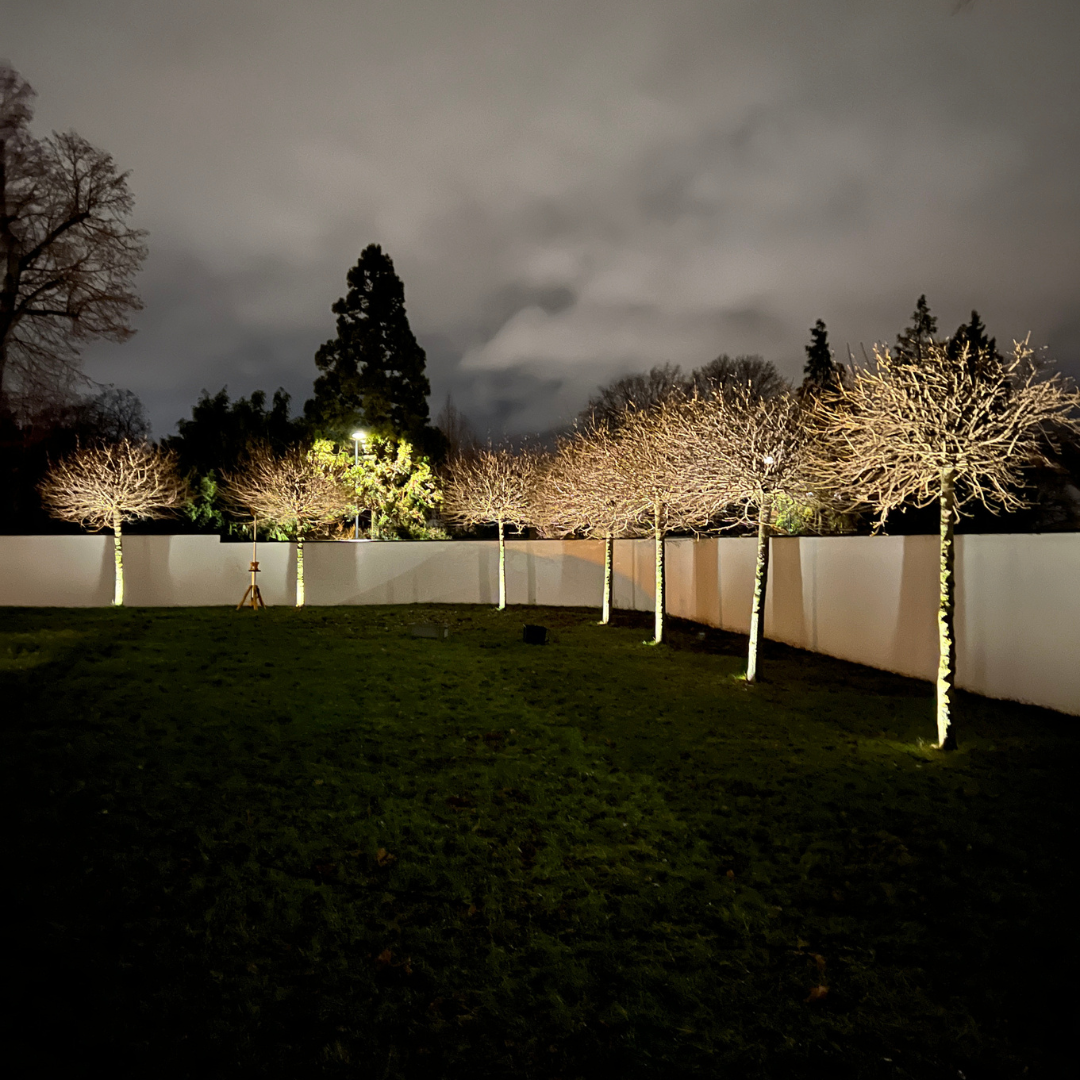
{"left": 1, "top": 533, "right": 1076, "bottom": 714}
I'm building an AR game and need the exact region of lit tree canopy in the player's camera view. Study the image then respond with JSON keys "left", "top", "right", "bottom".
{"left": 573, "top": 404, "right": 698, "bottom": 643}
{"left": 809, "top": 338, "right": 1080, "bottom": 748}
{"left": 812, "top": 339, "right": 1078, "bottom": 524}
{"left": 667, "top": 386, "right": 820, "bottom": 680}
{"left": 38, "top": 439, "right": 187, "bottom": 605}
{"left": 313, "top": 434, "right": 443, "bottom": 539}
{"left": 443, "top": 446, "right": 543, "bottom": 610}
{"left": 221, "top": 444, "right": 350, "bottom": 606}
{"left": 0, "top": 66, "right": 147, "bottom": 415}
{"left": 532, "top": 426, "right": 636, "bottom": 624}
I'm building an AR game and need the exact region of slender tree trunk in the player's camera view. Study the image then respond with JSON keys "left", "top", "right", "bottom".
{"left": 296, "top": 536, "right": 305, "bottom": 608}
{"left": 497, "top": 518, "right": 506, "bottom": 611}
{"left": 112, "top": 511, "right": 124, "bottom": 607}
{"left": 937, "top": 469, "right": 958, "bottom": 750}
{"left": 746, "top": 501, "right": 771, "bottom": 683}
{"left": 653, "top": 501, "right": 665, "bottom": 644}
{"left": 601, "top": 534, "right": 614, "bottom": 624}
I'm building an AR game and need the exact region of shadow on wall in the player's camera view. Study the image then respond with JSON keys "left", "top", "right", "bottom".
{"left": 769, "top": 538, "right": 807, "bottom": 651}
{"left": 891, "top": 535, "right": 939, "bottom": 680}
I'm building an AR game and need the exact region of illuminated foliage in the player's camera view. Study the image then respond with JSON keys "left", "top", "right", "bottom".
{"left": 312, "top": 435, "right": 444, "bottom": 539}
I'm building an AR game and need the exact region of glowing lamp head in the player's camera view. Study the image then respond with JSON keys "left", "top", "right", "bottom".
{"left": 352, "top": 430, "right": 367, "bottom": 442}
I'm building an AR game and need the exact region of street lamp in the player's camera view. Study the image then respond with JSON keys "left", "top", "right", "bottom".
{"left": 351, "top": 430, "right": 367, "bottom": 539}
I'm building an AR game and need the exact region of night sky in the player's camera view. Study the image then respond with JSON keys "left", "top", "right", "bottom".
{"left": 5, "top": 0, "right": 1079, "bottom": 439}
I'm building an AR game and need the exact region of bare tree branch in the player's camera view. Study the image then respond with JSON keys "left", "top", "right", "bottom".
{"left": 1, "top": 65, "right": 147, "bottom": 417}
{"left": 38, "top": 439, "right": 188, "bottom": 605}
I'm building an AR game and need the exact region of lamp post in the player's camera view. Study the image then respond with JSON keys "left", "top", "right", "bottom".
{"left": 351, "top": 430, "right": 366, "bottom": 539}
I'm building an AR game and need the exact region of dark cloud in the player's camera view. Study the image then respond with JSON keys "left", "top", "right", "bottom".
{"left": 5, "top": 0, "right": 1078, "bottom": 436}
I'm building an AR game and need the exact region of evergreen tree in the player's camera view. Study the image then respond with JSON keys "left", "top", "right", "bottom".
{"left": 166, "top": 387, "right": 299, "bottom": 478}
{"left": 895, "top": 294, "right": 938, "bottom": 363}
{"left": 946, "top": 309, "right": 1002, "bottom": 372}
{"left": 802, "top": 319, "right": 839, "bottom": 390}
{"left": 305, "top": 245, "right": 442, "bottom": 456}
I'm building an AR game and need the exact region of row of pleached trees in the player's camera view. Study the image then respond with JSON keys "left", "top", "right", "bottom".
{"left": 442, "top": 338, "right": 1080, "bottom": 751}
{"left": 37, "top": 337, "right": 1080, "bottom": 749}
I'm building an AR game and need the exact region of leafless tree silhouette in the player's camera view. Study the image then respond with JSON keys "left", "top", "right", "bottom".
{"left": 0, "top": 66, "right": 147, "bottom": 417}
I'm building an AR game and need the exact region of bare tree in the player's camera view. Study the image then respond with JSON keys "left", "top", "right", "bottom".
{"left": 809, "top": 338, "right": 1080, "bottom": 749}
{"left": 669, "top": 386, "right": 819, "bottom": 681}
{"left": 1, "top": 65, "right": 147, "bottom": 416}
{"left": 579, "top": 363, "right": 687, "bottom": 430}
{"left": 532, "top": 427, "right": 632, "bottom": 624}
{"left": 442, "top": 446, "right": 542, "bottom": 610}
{"left": 434, "top": 392, "right": 479, "bottom": 461}
{"left": 689, "top": 354, "right": 788, "bottom": 401}
{"left": 566, "top": 405, "right": 697, "bottom": 644}
{"left": 38, "top": 439, "right": 188, "bottom": 605}
{"left": 221, "top": 444, "right": 350, "bottom": 607}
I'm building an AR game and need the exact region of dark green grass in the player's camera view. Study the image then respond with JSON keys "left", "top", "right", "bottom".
{"left": 2, "top": 605, "right": 1076, "bottom": 1079}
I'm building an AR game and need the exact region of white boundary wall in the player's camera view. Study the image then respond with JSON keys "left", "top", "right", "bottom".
{"left": 1, "top": 533, "right": 1077, "bottom": 715}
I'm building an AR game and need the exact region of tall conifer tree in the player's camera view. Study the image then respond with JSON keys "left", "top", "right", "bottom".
{"left": 946, "top": 309, "right": 1002, "bottom": 371}
{"left": 306, "top": 245, "right": 439, "bottom": 453}
{"left": 895, "top": 294, "right": 938, "bottom": 363}
{"left": 803, "top": 319, "right": 839, "bottom": 390}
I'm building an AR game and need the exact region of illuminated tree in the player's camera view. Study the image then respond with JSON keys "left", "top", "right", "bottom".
{"left": 38, "top": 440, "right": 187, "bottom": 605}
{"left": 532, "top": 426, "right": 630, "bottom": 624}
{"left": 221, "top": 444, "right": 349, "bottom": 607}
{"left": 810, "top": 338, "right": 1080, "bottom": 749}
{"left": 442, "top": 446, "right": 543, "bottom": 610}
{"left": 669, "top": 386, "right": 819, "bottom": 681}
{"left": 0, "top": 66, "right": 147, "bottom": 416}
{"left": 578, "top": 404, "right": 696, "bottom": 644}
{"left": 313, "top": 434, "right": 443, "bottom": 539}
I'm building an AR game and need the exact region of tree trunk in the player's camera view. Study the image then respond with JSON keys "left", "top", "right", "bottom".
{"left": 746, "top": 501, "right": 771, "bottom": 683}
{"left": 112, "top": 511, "right": 124, "bottom": 607}
{"left": 601, "top": 534, "right": 614, "bottom": 624}
{"left": 497, "top": 518, "right": 506, "bottom": 611}
{"left": 653, "top": 501, "right": 665, "bottom": 644}
{"left": 296, "top": 536, "right": 305, "bottom": 608}
{"left": 936, "top": 469, "right": 958, "bottom": 750}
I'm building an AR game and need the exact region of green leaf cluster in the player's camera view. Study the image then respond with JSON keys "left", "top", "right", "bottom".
{"left": 312, "top": 435, "right": 445, "bottom": 539}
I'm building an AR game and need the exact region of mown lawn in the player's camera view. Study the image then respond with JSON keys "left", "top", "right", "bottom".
{"left": 2, "top": 604, "right": 1076, "bottom": 1079}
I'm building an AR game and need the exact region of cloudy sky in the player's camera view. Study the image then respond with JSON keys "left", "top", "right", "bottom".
{"left": 5, "top": 0, "right": 1079, "bottom": 438}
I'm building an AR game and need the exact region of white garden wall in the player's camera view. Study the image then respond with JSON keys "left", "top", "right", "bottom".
{"left": 1, "top": 533, "right": 1077, "bottom": 715}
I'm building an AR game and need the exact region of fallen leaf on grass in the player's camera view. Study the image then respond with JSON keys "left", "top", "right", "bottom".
{"left": 805, "top": 985, "right": 829, "bottom": 1003}
{"left": 810, "top": 953, "right": 827, "bottom": 973}
{"left": 725, "top": 869, "right": 735, "bottom": 880}
{"left": 376, "top": 848, "right": 396, "bottom": 867}
{"left": 374, "top": 948, "right": 412, "bottom": 974}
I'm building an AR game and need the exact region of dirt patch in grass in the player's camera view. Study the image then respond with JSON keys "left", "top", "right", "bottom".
{"left": 3, "top": 604, "right": 1076, "bottom": 1078}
